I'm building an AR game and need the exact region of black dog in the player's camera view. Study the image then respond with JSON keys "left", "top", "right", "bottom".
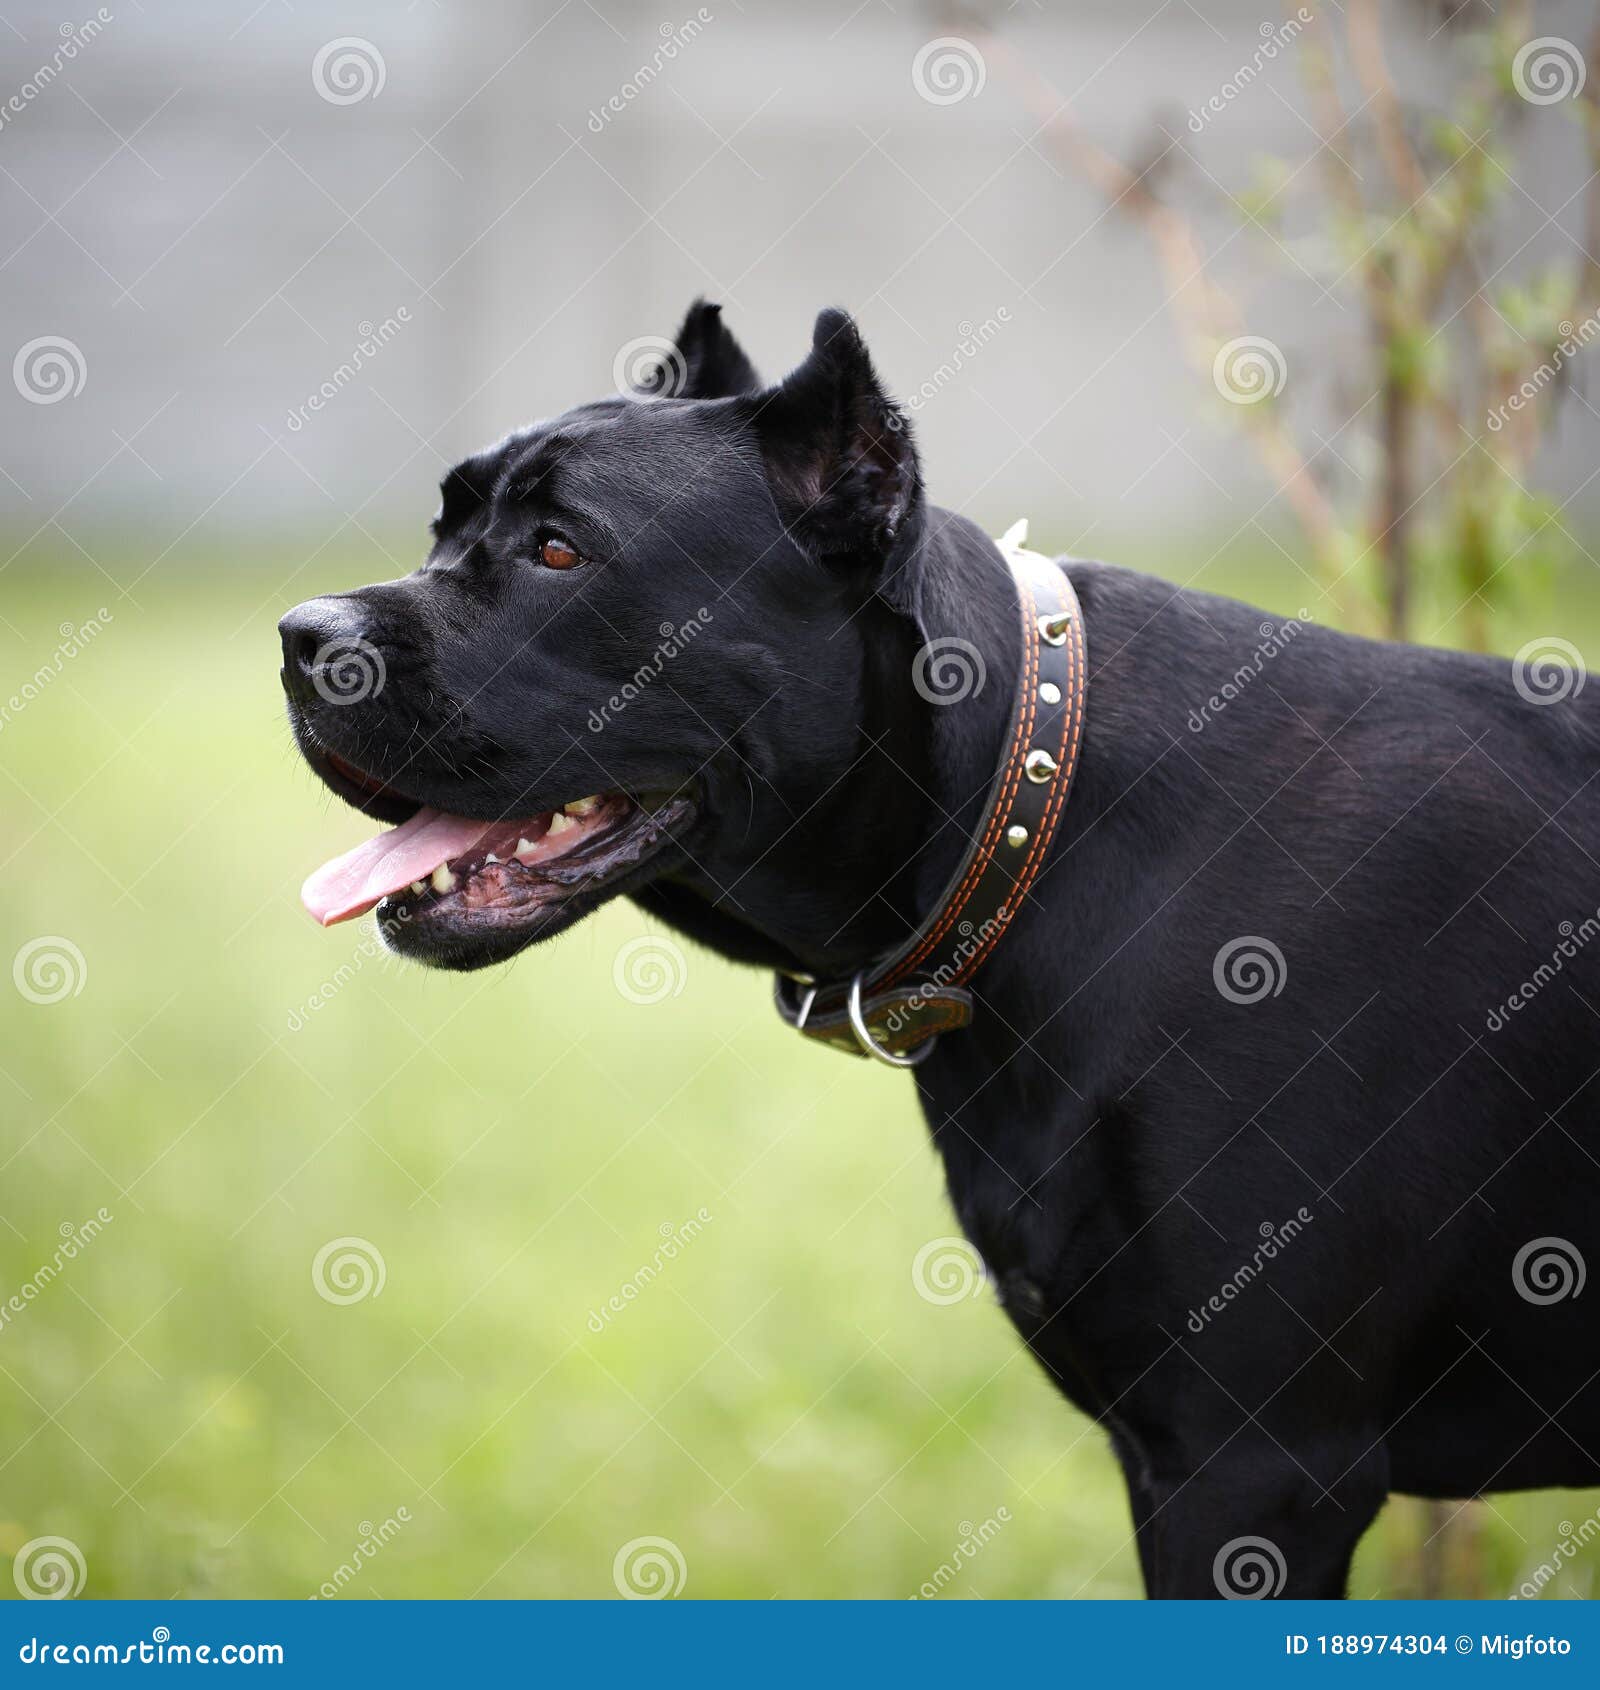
{"left": 280, "top": 302, "right": 1600, "bottom": 1598}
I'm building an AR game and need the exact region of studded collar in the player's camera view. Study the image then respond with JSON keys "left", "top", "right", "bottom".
{"left": 772, "top": 521, "right": 1088, "bottom": 1066}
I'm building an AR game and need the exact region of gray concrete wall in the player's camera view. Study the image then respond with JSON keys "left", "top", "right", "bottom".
{"left": 1, "top": 0, "right": 1595, "bottom": 568}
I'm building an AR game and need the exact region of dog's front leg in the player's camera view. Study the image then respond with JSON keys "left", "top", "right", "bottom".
{"left": 1118, "top": 1436, "right": 1390, "bottom": 1598}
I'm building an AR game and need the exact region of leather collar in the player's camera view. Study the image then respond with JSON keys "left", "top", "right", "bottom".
{"left": 773, "top": 521, "right": 1088, "bottom": 1066}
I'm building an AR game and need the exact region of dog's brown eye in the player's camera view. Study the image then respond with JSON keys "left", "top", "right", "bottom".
{"left": 540, "top": 536, "right": 582, "bottom": 570}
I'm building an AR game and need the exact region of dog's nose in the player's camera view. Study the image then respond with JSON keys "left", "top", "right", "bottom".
{"left": 278, "top": 597, "right": 369, "bottom": 703}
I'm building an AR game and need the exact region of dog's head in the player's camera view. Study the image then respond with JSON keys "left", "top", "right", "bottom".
{"left": 280, "top": 302, "right": 929, "bottom": 972}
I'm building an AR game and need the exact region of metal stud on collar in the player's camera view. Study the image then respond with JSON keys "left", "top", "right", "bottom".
{"left": 1025, "top": 749, "right": 1059, "bottom": 783}
{"left": 1038, "top": 610, "right": 1073, "bottom": 646}
{"left": 1005, "top": 824, "right": 1028, "bottom": 848}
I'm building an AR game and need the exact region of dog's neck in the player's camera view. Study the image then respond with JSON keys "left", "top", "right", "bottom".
{"left": 638, "top": 508, "right": 1025, "bottom": 979}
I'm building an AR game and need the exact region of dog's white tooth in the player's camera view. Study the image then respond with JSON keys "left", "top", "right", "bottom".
{"left": 547, "top": 810, "right": 577, "bottom": 836}
{"left": 410, "top": 880, "right": 427, "bottom": 896}
{"left": 431, "top": 863, "right": 457, "bottom": 893}
{"left": 516, "top": 837, "right": 539, "bottom": 861}
{"left": 484, "top": 851, "right": 500, "bottom": 864}
{"left": 564, "top": 795, "right": 601, "bottom": 816}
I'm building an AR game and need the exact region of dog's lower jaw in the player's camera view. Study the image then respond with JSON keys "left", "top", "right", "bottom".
{"left": 375, "top": 793, "right": 698, "bottom": 970}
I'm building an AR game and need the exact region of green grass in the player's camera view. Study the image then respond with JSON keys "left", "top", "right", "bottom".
{"left": 1, "top": 544, "right": 1596, "bottom": 1599}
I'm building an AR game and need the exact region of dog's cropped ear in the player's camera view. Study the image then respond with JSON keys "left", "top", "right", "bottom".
{"left": 643, "top": 298, "right": 763, "bottom": 400}
{"left": 750, "top": 308, "right": 921, "bottom": 575}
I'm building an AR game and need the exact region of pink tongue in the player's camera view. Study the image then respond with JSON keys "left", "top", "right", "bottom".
{"left": 301, "top": 807, "right": 496, "bottom": 927}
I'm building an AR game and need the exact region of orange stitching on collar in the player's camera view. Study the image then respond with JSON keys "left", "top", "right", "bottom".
{"left": 883, "top": 575, "right": 1041, "bottom": 986}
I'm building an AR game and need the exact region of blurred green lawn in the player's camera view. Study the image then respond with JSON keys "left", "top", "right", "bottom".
{"left": 2, "top": 536, "right": 1597, "bottom": 1600}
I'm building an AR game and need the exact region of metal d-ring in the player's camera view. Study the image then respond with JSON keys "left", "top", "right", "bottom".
{"left": 847, "top": 974, "right": 938, "bottom": 1069}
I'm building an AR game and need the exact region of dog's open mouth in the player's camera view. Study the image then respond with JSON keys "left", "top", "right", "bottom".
{"left": 297, "top": 748, "right": 693, "bottom": 963}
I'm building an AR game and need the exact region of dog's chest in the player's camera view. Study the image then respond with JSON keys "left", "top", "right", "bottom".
{"left": 918, "top": 1063, "right": 1122, "bottom": 1352}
